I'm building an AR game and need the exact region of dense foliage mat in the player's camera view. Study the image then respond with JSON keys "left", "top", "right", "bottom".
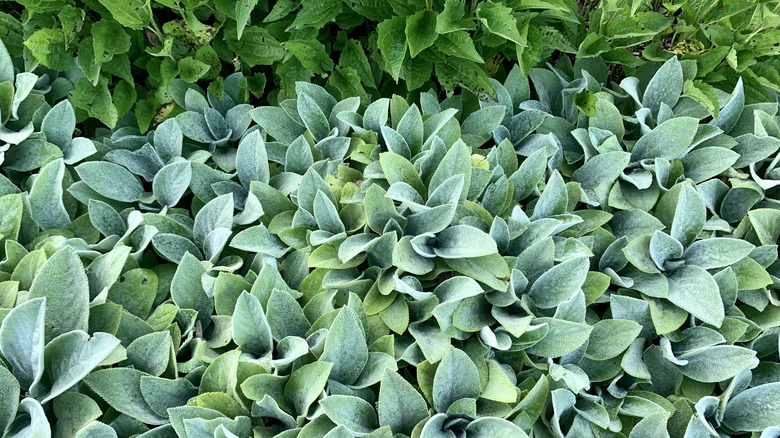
{"left": 1, "top": 33, "right": 780, "bottom": 437}
{"left": 3, "top": 0, "right": 780, "bottom": 132}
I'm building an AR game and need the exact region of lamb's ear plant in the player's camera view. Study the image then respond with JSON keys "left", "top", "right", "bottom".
{"left": 0, "top": 47, "right": 77, "bottom": 173}
{"left": 1, "top": 29, "right": 780, "bottom": 438}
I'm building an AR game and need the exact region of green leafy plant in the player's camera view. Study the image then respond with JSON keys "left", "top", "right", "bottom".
{"left": 1, "top": 30, "right": 780, "bottom": 438}
{"left": 5, "top": 0, "right": 780, "bottom": 137}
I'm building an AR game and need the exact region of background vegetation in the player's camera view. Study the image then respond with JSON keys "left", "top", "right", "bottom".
{"left": 4, "top": 0, "right": 780, "bottom": 132}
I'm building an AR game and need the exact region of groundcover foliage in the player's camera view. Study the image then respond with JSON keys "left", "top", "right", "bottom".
{"left": 1, "top": 22, "right": 780, "bottom": 438}
{"left": 3, "top": 0, "right": 780, "bottom": 132}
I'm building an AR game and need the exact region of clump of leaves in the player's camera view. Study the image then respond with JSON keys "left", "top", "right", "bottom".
{"left": 1, "top": 33, "right": 780, "bottom": 438}
{"left": 5, "top": 0, "right": 780, "bottom": 138}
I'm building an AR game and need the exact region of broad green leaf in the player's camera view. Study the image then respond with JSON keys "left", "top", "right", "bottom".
{"left": 126, "top": 331, "right": 172, "bottom": 377}
{"left": 298, "top": 93, "right": 330, "bottom": 141}
{"left": 527, "top": 256, "right": 588, "bottom": 309}
{"left": 227, "top": 27, "right": 285, "bottom": 67}
{"left": 8, "top": 398, "right": 50, "bottom": 438}
{"left": 320, "top": 306, "right": 368, "bottom": 385}
{"left": 232, "top": 292, "right": 273, "bottom": 357}
{"left": 435, "top": 58, "right": 496, "bottom": 99}
{"left": 265, "top": 288, "right": 310, "bottom": 340}
{"left": 0, "top": 194, "right": 23, "bottom": 242}
{"left": 286, "top": 0, "right": 341, "bottom": 29}
{"left": 140, "top": 377, "right": 199, "bottom": 419}
{"left": 91, "top": 20, "right": 130, "bottom": 63}
{"left": 722, "top": 382, "right": 780, "bottom": 431}
{"left": 745, "top": 209, "right": 780, "bottom": 246}
{"left": 24, "top": 28, "right": 75, "bottom": 70}
{"left": 666, "top": 265, "right": 724, "bottom": 327}
{"left": 74, "top": 421, "right": 117, "bottom": 438}
{"left": 284, "top": 361, "right": 333, "bottom": 416}
{"left": 670, "top": 184, "right": 705, "bottom": 248}
{"left": 590, "top": 98, "right": 625, "bottom": 140}
{"left": 95, "top": 0, "right": 150, "bottom": 29}
{"left": 572, "top": 151, "right": 631, "bottom": 190}
{"left": 87, "top": 245, "right": 131, "bottom": 299}
{"left": 28, "top": 247, "right": 90, "bottom": 343}
{"left": 526, "top": 318, "right": 593, "bottom": 358}
{"left": 435, "top": 31, "right": 483, "bottom": 63}
{"left": 380, "top": 152, "right": 426, "bottom": 197}
{"left": 154, "top": 119, "right": 183, "bottom": 162}
{"left": 0, "top": 298, "right": 45, "bottom": 392}
{"left": 680, "top": 147, "right": 739, "bottom": 183}
{"left": 323, "top": 426, "right": 357, "bottom": 438}
{"left": 152, "top": 233, "right": 203, "bottom": 263}
{"left": 731, "top": 257, "right": 772, "bottom": 290}
{"left": 0, "top": 37, "right": 13, "bottom": 83}
{"left": 153, "top": 162, "right": 191, "bottom": 207}
{"left": 510, "top": 147, "right": 547, "bottom": 201}
{"left": 466, "top": 417, "right": 529, "bottom": 438}
{"left": 683, "top": 80, "right": 719, "bottom": 119}
{"left": 230, "top": 225, "right": 287, "bottom": 258}
{"left": 642, "top": 57, "right": 683, "bottom": 115}
{"left": 40, "top": 331, "right": 121, "bottom": 403}
{"left": 649, "top": 230, "right": 683, "bottom": 270}
{"left": 4, "top": 136, "right": 63, "bottom": 173}
{"left": 83, "top": 368, "right": 167, "bottom": 425}
{"left": 193, "top": 193, "right": 234, "bottom": 247}
{"left": 175, "top": 113, "right": 212, "bottom": 144}
{"left": 339, "top": 38, "right": 376, "bottom": 89}
{"left": 405, "top": 10, "right": 438, "bottom": 57}
{"left": 532, "top": 171, "right": 568, "bottom": 219}
{"left": 475, "top": 2, "right": 522, "bottom": 44}
{"left": 628, "top": 412, "right": 669, "bottom": 438}
{"left": 320, "top": 395, "right": 378, "bottom": 435}
{"left": 433, "top": 225, "right": 498, "bottom": 259}
{"left": 234, "top": 0, "right": 258, "bottom": 39}
{"left": 71, "top": 78, "right": 118, "bottom": 129}
{"left": 168, "top": 406, "right": 228, "bottom": 438}
{"left": 397, "top": 105, "right": 423, "bottom": 154}
{"left": 409, "top": 320, "right": 451, "bottom": 363}
{"left": 481, "top": 360, "right": 518, "bottom": 403}
{"left": 461, "top": 106, "right": 505, "bottom": 142}
{"left": 298, "top": 168, "right": 336, "bottom": 213}
{"left": 393, "top": 236, "right": 435, "bottom": 275}
{"left": 646, "top": 296, "right": 686, "bottom": 335}
{"left": 170, "top": 252, "right": 212, "bottom": 327}
{"left": 432, "top": 347, "right": 480, "bottom": 412}
{"left": 429, "top": 140, "right": 471, "bottom": 202}
{"left": 630, "top": 117, "right": 698, "bottom": 162}
{"left": 436, "top": 0, "right": 474, "bottom": 33}
{"left": 29, "top": 158, "right": 71, "bottom": 230}
{"left": 378, "top": 371, "right": 428, "bottom": 436}
{"left": 235, "top": 130, "right": 269, "bottom": 188}
{"left": 285, "top": 135, "right": 315, "bottom": 174}
{"left": 683, "top": 238, "right": 754, "bottom": 269}
{"left": 585, "top": 319, "right": 642, "bottom": 360}
{"left": 52, "top": 392, "right": 102, "bottom": 438}
{"left": 0, "top": 366, "right": 20, "bottom": 434}
{"left": 41, "top": 100, "right": 75, "bottom": 149}
{"left": 250, "top": 107, "right": 305, "bottom": 145}
{"left": 314, "top": 190, "right": 345, "bottom": 234}
{"left": 710, "top": 77, "right": 744, "bottom": 133}
{"left": 76, "top": 161, "right": 143, "bottom": 203}
{"left": 10, "top": 250, "right": 48, "bottom": 293}
{"left": 446, "top": 253, "right": 510, "bottom": 292}
{"left": 106, "top": 268, "right": 157, "bottom": 319}
{"left": 377, "top": 16, "right": 407, "bottom": 81}
{"left": 678, "top": 345, "right": 757, "bottom": 383}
